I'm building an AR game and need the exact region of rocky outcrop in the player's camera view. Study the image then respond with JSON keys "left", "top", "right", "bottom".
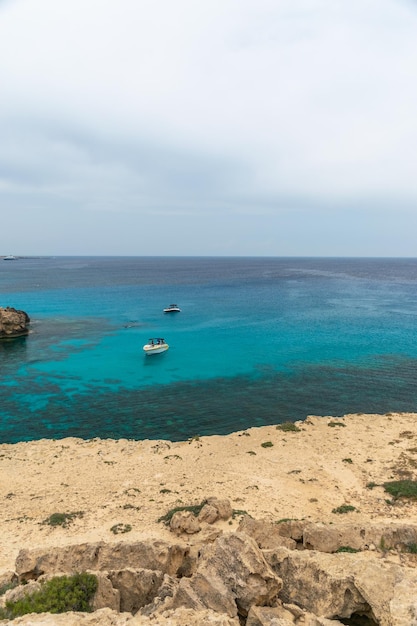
{"left": 0, "top": 307, "right": 30, "bottom": 339}
{"left": 238, "top": 516, "right": 298, "bottom": 550}
{"left": 267, "top": 546, "right": 417, "bottom": 626}
{"left": 4, "top": 521, "right": 417, "bottom": 625}
{"left": 302, "top": 521, "right": 417, "bottom": 553}
{"left": 15, "top": 540, "right": 191, "bottom": 582}
{"left": 171, "top": 532, "right": 282, "bottom": 619}
{"left": 1, "top": 607, "right": 241, "bottom": 624}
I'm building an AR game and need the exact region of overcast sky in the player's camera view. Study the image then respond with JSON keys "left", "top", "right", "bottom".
{"left": 1, "top": 0, "right": 417, "bottom": 256}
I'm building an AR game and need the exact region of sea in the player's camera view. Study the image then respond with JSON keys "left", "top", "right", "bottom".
{"left": 1, "top": 256, "right": 417, "bottom": 444}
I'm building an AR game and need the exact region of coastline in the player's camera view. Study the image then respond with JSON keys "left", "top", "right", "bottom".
{"left": 1, "top": 412, "right": 417, "bottom": 575}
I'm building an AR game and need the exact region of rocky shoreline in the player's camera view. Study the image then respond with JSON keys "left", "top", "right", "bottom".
{"left": 0, "top": 307, "right": 30, "bottom": 339}
{"left": 1, "top": 413, "right": 417, "bottom": 624}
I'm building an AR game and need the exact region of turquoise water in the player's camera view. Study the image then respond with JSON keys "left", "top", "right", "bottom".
{"left": 1, "top": 256, "right": 417, "bottom": 443}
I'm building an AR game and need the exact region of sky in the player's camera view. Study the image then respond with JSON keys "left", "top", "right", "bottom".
{"left": 1, "top": 0, "right": 417, "bottom": 257}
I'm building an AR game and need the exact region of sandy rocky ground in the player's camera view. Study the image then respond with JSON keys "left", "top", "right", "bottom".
{"left": 1, "top": 411, "right": 417, "bottom": 576}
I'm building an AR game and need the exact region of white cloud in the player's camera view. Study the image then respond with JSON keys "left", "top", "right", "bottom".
{"left": 1, "top": 0, "right": 417, "bottom": 254}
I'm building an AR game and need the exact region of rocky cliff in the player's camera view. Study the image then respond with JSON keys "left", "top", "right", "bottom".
{"left": 1, "top": 512, "right": 417, "bottom": 625}
{"left": 0, "top": 307, "right": 30, "bottom": 339}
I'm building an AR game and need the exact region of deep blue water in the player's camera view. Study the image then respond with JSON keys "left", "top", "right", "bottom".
{"left": 1, "top": 256, "right": 417, "bottom": 443}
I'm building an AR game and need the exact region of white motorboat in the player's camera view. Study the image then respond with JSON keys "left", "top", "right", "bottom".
{"left": 163, "top": 304, "right": 181, "bottom": 313}
{"left": 3, "top": 255, "right": 16, "bottom": 261}
{"left": 143, "top": 337, "right": 169, "bottom": 355}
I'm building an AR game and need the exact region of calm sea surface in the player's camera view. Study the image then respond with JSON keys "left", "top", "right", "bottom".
{"left": 1, "top": 256, "right": 417, "bottom": 443}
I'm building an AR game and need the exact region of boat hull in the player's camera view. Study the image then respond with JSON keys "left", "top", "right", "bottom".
{"left": 143, "top": 343, "right": 169, "bottom": 355}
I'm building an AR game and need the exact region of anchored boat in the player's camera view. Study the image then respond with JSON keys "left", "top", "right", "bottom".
{"left": 143, "top": 337, "right": 169, "bottom": 355}
{"left": 163, "top": 304, "right": 181, "bottom": 313}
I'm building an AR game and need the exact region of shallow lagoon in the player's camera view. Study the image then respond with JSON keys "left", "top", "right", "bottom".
{"left": 1, "top": 256, "right": 417, "bottom": 442}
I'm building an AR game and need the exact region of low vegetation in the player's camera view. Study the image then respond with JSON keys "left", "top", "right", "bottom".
{"left": 276, "top": 422, "right": 301, "bottom": 432}
{"left": 327, "top": 421, "right": 346, "bottom": 428}
{"left": 110, "top": 523, "right": 132, "bottom": 534}
{"left": 42, "top": 512, "right": 84, "bottom": 528}
{"left": 336, "top": 546, "right": 360, "bottom": 553}
{"left": 261, "top": 441, "right": 274, "bottom": 448}
{"left": 383, "top": 480, "right": 417, "bottom": 500}
{"left": 332, "top": 505, "right": 357, "bottom": 514}
{"left": 158, "top": 501, "right": 207, "bottom": 525}
{"left": 404, "top": 542, "right": 417, "bottom": 554}
{"left": 0, "top": 573, "right": 97, "bottom": 619}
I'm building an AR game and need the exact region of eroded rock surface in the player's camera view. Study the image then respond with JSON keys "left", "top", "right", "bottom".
{"left": 0, "top": 307, "right": 30, "bottom": 339}
{"left": 4, "top": 521, "right": 417, "bottom": 625}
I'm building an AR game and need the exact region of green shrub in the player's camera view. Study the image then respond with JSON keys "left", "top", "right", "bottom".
{"left": 43, "top": 512, "right": 83, "bottom": 528}
{"left": 261, "top": 441, "right": 273, "bottom": 448}
{"left": 0, "top": 573, "right": 97, "bottom": 619}
{"left": 383, "top": 480, "right": 417, "bottom": 500}
{"left": 0, "top": 581, "right": 18, "bottom": 597}
{"left": 158, "top": 501, "right": 207, "bottom": 525}
{"left": 342, "top": 458, "right": 353, "bottom": 464}
{"left": 232, "top": 509, "right": 249, "bottom": 519}
{"left": 328, "top": 421, "right": 346, "bottom": 428}
{"left": 332, "top": 504, "right": 357, "bottom": 514}
{"left": 110, "top": 523, "right": 132, "bottom": 534}
{"left": 336, "top": 546, "right": 360, "bottom": 553}
{"left": 405, "top": 542, "right": 417, "bottom": 554}
{"left": 276, "top": 422, "right": 301, "bottom": 432}
{"left": 366, "top": 482, "right": 378, "bottom": 490}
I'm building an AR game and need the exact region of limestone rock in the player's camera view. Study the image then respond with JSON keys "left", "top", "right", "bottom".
{"left": 267, "top": 546, "right": 417, "bottom": 626}
{"left": 138, "top": 574, "right": 178, "bottom": 616}
{"left": 274, "top": 519, "right": 308, "bottom": 543}
{"left": 246, "top": 604, "right": 345, "bottom": 625}
{"left": 238, "top": 516, "right": 297, "bottom": 550}
{"left": 107, "top": 568, "right": 164, "bottom": 613}
{"left": 172, "top": 532, "right": 282, "bottom": 618}
{"left": 133, "top": 607, "right": 240, "bottom": 625}
{"left": 0, "top": 307, "right": 30, "bottom": 339}
{"left": 0, "top": 607, "right": 240, "bottom": 625}
{"left": 203, "top": 497, "right": 233, "bottom": 521}
{"left": 0, "top": 579, "right": 41, "bottom": 608}
{"left": 0, "top": 607, "right": 132, "bottom": 625}
{"left": 91, "top": 572, "right": 120, "bottom": 612}
{"left": 303, "top": 521, "right": 417, "bottom": 553}
{"left": 170, "top": 510, "right": 201, "bottom": 535}
{"left": 15, "top": 540, "right": 190, "bottom": 582}
{"left": 246, "top": 604, "right": 297, "bottom": 625}
{"left": 198, "top": 504, "right": 219, "bottom": 524}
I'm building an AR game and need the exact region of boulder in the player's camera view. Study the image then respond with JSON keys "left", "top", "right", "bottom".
{"left": 172, "top": 532, "right": 282, "bottom": 618}
{"left": 200, "top": 497, "right": 233, "bottom": 522}
{"left": 0, "top": 306, "right": 30, "bottom": 339}
{"left": 170, "top": 511, "right": 201, "bottom": 535}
